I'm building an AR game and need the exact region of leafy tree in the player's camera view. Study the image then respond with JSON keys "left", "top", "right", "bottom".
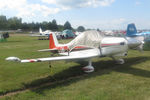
{"left": 41, "top": 21, "right": 49, "bottom": 30}
{"left": 0, "top": 15, "right": 77, "bottom": 32}
{"left": 64, "top": 21, "right": 72, "bottom": 30}
{"left": 58, "top": 25, "right": 64, "bottom": 31}
{"left": 97, "top": 28, "right": 101, "bottom": 32}
{"left": 0, "top": 15, "right": 8, "bottom": 30}
{"left": 51, "top": 19, "right": 58, "bottom": 31}
{"left": 52, "top": 19, "right": 57, "bottom": 25}
{"left": 21, "top": 22, "right": 30, "bottom": 30}
{"left": 8, "top": 17, "right": 22, "bottom": 30}
{"left": 77, "top": 26, "right": 85, "bottom": 32}
{"left": 47, "top": 22, "right": 52, "bottom": 30}
{"left": 33, "top": 22, "right": 40, "bottom": 31}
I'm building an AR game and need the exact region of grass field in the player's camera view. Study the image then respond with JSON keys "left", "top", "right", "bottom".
{"left": 0, "top": 34, "right": 150, "bottom": 100}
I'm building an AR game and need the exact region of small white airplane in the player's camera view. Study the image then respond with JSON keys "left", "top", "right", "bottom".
{"left": 31, "top": 28, "right": 62, "bottom": 40}
{"left": 30, "top": 28, "right": 52, "bottom": 40}
{"left": 6, "top": 30, "right": 144, "bottom": 73}
{"left": 30, "top": 28, "right": 51, "bottom": 37}
{"left": 39, "top": 28, "right": 53, "bottom": 36}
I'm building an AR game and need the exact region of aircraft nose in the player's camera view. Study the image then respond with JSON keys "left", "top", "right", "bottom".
{"left": 127, "top": 38, "right": 142, "bottom": 49}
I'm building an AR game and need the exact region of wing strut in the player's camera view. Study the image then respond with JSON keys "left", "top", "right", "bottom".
{"left": 99, "top": 45, "right": 103, "bottom": 56}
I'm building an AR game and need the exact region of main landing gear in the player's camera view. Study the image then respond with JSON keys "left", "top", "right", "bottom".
{"left": 111, "top": 57, "right": 125, "bottom": 64}
{"left": 82, "top": 60, "right": 94, "bottom": 73}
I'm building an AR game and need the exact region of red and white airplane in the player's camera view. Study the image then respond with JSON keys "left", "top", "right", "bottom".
{"left": 6, "top": 30, "right": 144, "bottom": 73}
{"left": 38, "top": 32, "right": 88, "bottom": 53}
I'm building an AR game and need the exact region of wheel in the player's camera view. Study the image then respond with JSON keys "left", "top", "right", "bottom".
{"left": 116, "top": 59, "right": 124, "bottom": 64}
{"left": 82, "top": 65, "right": 94, "bottom": 73}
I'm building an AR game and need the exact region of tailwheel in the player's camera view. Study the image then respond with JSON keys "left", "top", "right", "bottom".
{"left": 82, "top": 60, "right": 94, "bottom": 73}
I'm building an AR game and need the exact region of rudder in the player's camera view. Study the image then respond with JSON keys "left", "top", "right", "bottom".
{"left": 126, "top": 23, "right": 137, "bottom": 37}
{"left": 49, "top": 33, "right": 59, "bottom": 49}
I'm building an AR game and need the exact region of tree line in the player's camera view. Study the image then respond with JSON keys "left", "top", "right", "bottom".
{"left": 0, "top": 15, "right": 85, "bottom": 32}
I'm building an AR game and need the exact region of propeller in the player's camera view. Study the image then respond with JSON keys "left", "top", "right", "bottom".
{"left": 120, "top": 34, "right": 145, "bottom": 52}
{"left": 133, "top": 36, "right": 144, "bottom": 52}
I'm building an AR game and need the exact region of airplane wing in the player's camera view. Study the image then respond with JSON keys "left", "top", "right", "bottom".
{"left": 6, "top": 48, "right": 101, "bottom": 63}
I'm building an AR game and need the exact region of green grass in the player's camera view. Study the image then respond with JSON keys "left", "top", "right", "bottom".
{"left": 1, "top": 34, "right": 150, "bottom": 100}
{"left": 143, "top": 41, "right": 150, "bottom": 51}
{"left": 0, "top": 38, "right": 7, "bottom": 42}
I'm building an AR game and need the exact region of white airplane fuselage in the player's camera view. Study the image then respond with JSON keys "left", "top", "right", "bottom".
{"left": 100, "top": 37, "right": 128, "bottom": 56}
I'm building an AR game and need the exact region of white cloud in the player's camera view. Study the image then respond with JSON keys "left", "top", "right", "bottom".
{"left": 17, "top": 4, "right": 60, "bottom": 17}
{"left": 0, "top": 0, "right": 26, "bottom": 9}
{"left": 0, "top": 0, "right": 61, "bottom": 18}
{"left": 135, "top": 1, "right": 141, "bottom": 5}
{"left": 0, "top": 0, "right": 115, "bottom": 18}
{"left": 0, "top": 0, "right": 115, "bottom": 23}
{"left": 42, "top": 0, "right": 115, "bottom": 9}
{"left": 0, "top": 0, "right": 119, "bottom": 29}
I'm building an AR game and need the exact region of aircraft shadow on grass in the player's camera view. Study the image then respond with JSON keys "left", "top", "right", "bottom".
{"left": 22, "top": 56, "right": 150, "bottom": 95}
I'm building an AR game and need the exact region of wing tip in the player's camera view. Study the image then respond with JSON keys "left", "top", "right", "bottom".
{"left": 6, "top": 57, "right": 21, "bottom": 62}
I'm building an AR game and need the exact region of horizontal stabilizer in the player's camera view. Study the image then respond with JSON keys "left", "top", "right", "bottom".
{"left": 38, "top": 49, "right": 57, "bottom": 52}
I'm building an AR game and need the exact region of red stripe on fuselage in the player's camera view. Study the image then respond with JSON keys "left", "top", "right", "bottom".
{"left": 55, "top": 46, "right": 86, "bottom": 50}
{"left": 101, "top": 43, "right": 120, "bottom": 47}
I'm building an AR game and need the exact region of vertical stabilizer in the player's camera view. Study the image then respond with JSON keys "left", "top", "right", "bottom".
{"left": 39, "top": 28, "right": 43, "bottom": 34}
{"left": 126, "top": 23, "right": 137, "bottom": 36}
{"left": 49, "top": 33, "right": 59, "bottom": 49}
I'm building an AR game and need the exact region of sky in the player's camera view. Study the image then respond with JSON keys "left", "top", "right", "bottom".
{"left": 0, "top": 0, "right": 150, "bottom": 30}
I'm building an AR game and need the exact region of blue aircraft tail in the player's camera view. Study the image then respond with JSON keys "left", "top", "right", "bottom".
{"left": 126, "top": 23, "right": 137, "bottom": 37}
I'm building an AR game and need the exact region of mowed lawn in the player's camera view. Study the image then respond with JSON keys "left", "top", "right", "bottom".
{"left": 1, "top": 34, "right": 150, "bottom": 100}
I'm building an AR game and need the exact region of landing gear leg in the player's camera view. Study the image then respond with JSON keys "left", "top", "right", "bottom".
{"left": 49, "top": 61, "right": 52, "bottom": 68}
{"left": 82, "top": 60, "right": 94, "bottom": 73}
{"left": 48, "top": 61, "right": 56, "bottom": 81}
{"left": 48, "top": 61, "right": 53, "bottom": 75}
{"left": 111, "top": 57, "right": 125, "bottom": 64}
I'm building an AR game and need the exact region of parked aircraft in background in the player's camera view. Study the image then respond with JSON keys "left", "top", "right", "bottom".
{"left": 31, "top": 28, "right": 61, "bottom": 40}
{"left": 6, "top": 30, "right": 144, "bottom": 73}
{"left": 30, "top": 28, "right": 51, "bottom": 40}
{"left": 126, "top": 23, "right": 150, "bottom": 41}
{"left": 33, "top": 28, "right": 51, "bottom": 36}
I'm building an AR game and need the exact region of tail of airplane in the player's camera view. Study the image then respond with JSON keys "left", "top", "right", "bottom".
{"left": 38, "top": 33, "right": 59, "bottom": 52}
{"left": 39, "top": 28, "right": 43, "bottom": 34}
{"left": 126, "top": 23, "right": 137, "bottom": 37}
{"left": 49, "top": 32, "right": 59, "bottom": 49}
